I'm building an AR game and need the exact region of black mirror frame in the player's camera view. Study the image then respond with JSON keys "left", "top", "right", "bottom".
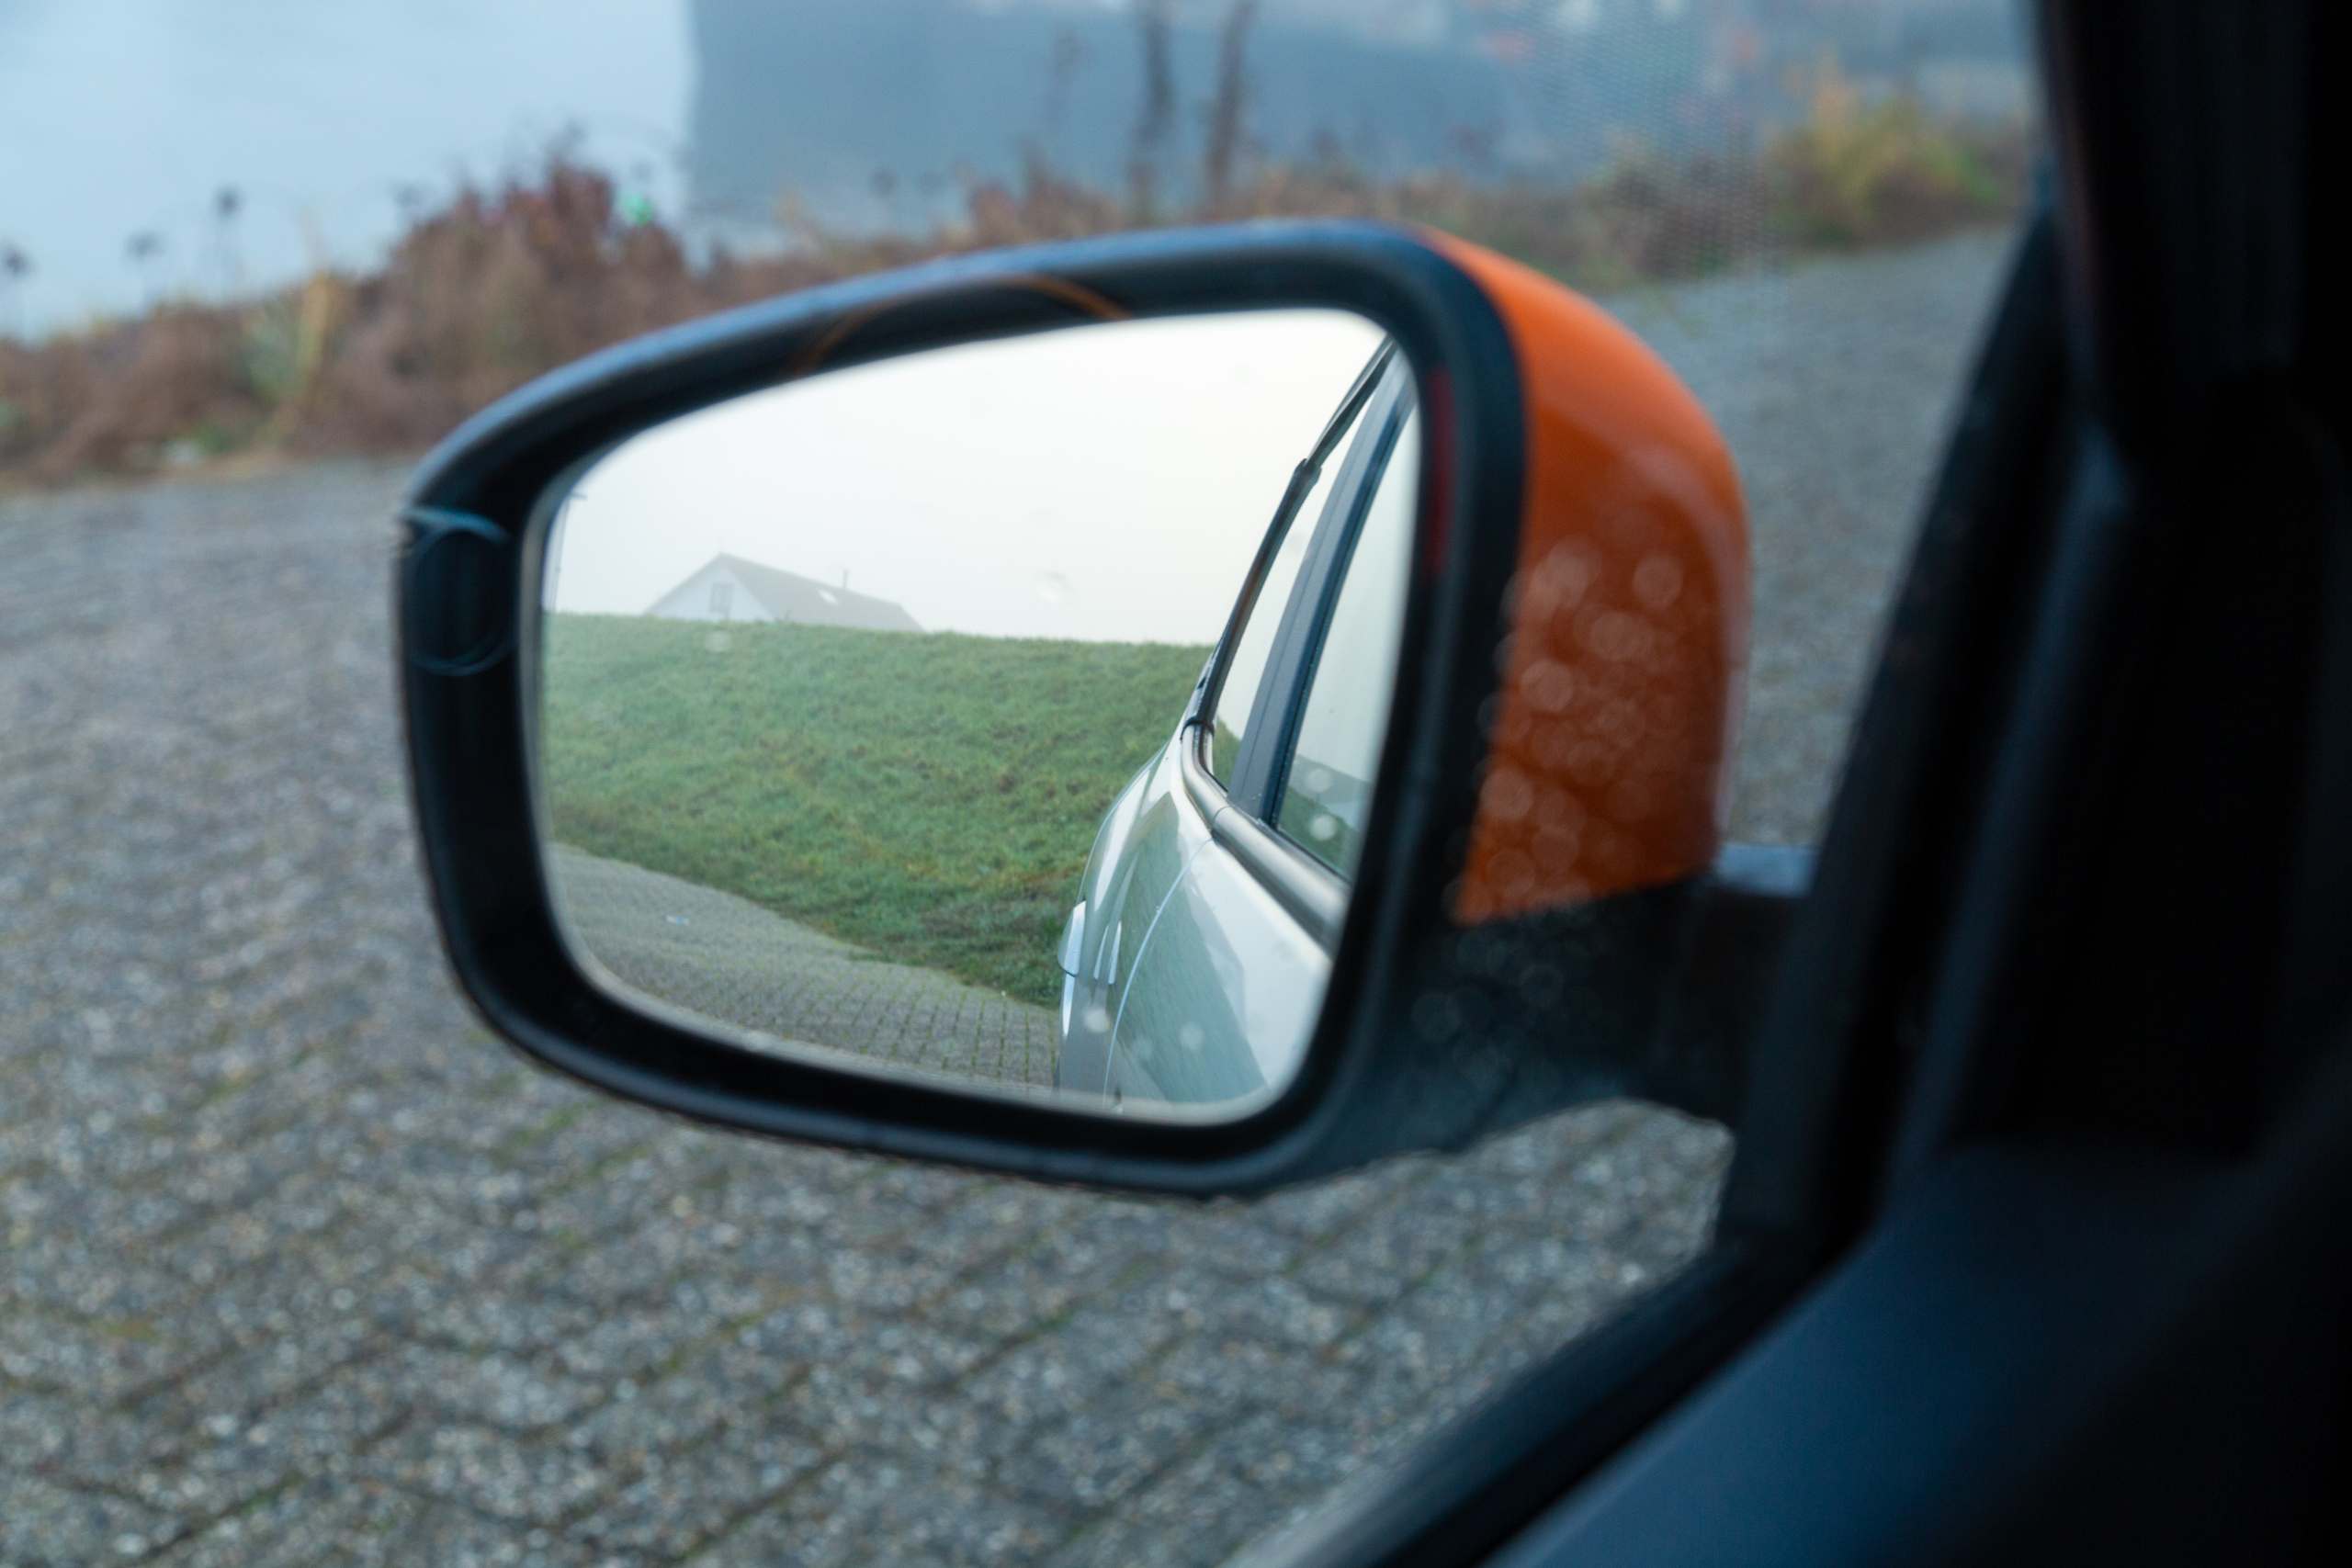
{"left": 400, "top": 219, "right": 1538, "bottom": 1196}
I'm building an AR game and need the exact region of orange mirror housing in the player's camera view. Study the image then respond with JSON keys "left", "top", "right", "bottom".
{"left": 1430, "top": 235, "right": 1750, "bottom": 924}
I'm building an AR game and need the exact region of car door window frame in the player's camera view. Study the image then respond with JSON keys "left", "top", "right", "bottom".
{"left": 1272, "top": 400, "right": 1420, "bottom": 878}
{"left": 1195, "top": 343, "right": 1396, "bottom": 771}
{"left": 1172, "top": 354, "right": 1416, "bottom": 953}
{"left": 1227, "top": 367, "right": 1416, "bottom": 830}
{"left": 1213, "top": 358, "right": 1415, "bottom": 829}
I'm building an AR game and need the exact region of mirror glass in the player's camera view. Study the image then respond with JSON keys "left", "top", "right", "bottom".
{"left": 536, "top": 308, "right": 1419, "bottom": 1120}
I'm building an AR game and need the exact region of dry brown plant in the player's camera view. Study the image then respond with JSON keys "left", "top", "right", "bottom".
{"left": 0, "top": 92, "right": 2029, "bottom": 489}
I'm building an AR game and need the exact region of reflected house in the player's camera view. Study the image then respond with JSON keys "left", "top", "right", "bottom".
{"left": 647, "top": 553, "right": 922, "bottom": 631}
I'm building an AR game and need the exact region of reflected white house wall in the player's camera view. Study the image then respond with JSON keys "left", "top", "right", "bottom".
{"left": 645, "top": 553, "right": 924, "bottom": 630}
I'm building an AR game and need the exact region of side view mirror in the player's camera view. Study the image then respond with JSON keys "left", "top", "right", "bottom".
{"left": 399, "top": 220, "right": 1792, "bottom": 1197}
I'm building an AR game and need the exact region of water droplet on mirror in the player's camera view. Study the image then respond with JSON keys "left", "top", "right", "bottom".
{"left": 1633, "top": 553, "right": 1684, "bottom": 610}
{"left": 1412, "top": 992, "right": 1462, "bottom": 1041}
{"left": 1305, "top": 767, "right": 1335, "bottom": 795}
{"left": 1083, "top": 1005, "right": 1111, "bottom": 1033}
{"left": 1179, "top": 1023, "right": 1204, "bottom": 1051}
{"left": 1034, "top": 572, "right": 1073, "bottom": 604}
{"left": 1522, "top": 660, "right": 1576, "bottom": 715}
{"left": 1480, "top": 767, "right": 1533, "bottom": 822}
{"left": 1308, "top": 813, "right": 1340, "bottom": 841}
{"left": 704, "top": 631, "right": 731, "bottom": 652}
{"left": 1583, "top": 611, "right": 1643, "bottom": 661}
{"left": 1532, "top": 825, "right": 1581, "bottom": 874}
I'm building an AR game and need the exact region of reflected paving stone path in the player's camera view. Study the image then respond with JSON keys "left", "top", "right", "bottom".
{"left": 548, "top": 845, "right": 1057, "bottom": 1089}
{"left": 1, "top": 233, "right": 2007, "bottom": 1565}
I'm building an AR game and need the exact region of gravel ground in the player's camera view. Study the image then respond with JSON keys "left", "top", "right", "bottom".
{"left": 0, "top": 232, "right": 2011, "bottom": 1566}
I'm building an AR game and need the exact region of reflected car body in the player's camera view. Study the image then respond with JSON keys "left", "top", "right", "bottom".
{"left": 1055, "top": 344, "right": 1419, "bottom": 1106}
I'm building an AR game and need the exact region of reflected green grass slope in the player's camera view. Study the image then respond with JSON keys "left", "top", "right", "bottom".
{"left": 540, "top": 614, "right": 1207, "bottom": 1008}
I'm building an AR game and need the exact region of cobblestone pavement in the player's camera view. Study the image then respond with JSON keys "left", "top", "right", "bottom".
{"left": 548, "top": 847, "right": 1057, "bottom": 1091}
{"left": 2, "top": 233, "right": 2012, "bottom": 1566}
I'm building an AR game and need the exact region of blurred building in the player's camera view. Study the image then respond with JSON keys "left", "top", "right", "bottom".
{"left": 686, "top": 0, "right": 2030, "bottom": 239}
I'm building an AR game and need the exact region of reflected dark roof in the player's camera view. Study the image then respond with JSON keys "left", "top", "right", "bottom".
{"left": 656, "top": 553, "right": 922, "bottom": 632}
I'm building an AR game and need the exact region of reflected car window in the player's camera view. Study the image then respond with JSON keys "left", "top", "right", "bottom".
{"left": 1209, "top": 391, "right": 1368, "bottom": 786}
{"left": 1280, "top": 406, "right": 1420, "bottom": 877}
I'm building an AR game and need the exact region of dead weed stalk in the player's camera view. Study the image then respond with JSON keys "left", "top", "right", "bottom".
{"left": 0, "top": 93, "right": 2027, "bottom": 488}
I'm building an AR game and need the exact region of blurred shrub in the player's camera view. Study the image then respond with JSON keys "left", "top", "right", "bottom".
{"left": 0, "top": 306, "right": 265, "bottom": 479}
{"left": 0, "top": 108, "right": 2028, "bottom": 487}
{"left": 1770, "top": 62, "right": 2030, "bottom": 248}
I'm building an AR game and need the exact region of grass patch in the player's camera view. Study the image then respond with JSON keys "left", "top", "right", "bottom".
{"left": 541, "top": 613, "right": 1207, "bottom": 1008}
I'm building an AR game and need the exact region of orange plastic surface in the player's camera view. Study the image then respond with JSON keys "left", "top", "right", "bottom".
{"left": 1428, "top": 233, "right": 1749, "bottom": 923}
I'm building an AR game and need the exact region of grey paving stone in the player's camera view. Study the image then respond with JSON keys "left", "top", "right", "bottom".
{"left": 1, "top": 1228, "right": 198, "bottom": 1323}
{"left": 166, "top": 1479, "right": 419, "bottom": 1568}
{"left": 568, "top": 1417, "right": 827, "bottom": 1562}
{"left": 1036, "top": 1407, "right": 1362, "bottom": 1568}
{"left": 688, "top": 1452, "right": 1061, "bottom": 1568}
{"left": 0, "top": 1305, "right": 220, "bottom": 1407}
{"left": 349, "top": 1496, "right": 603, "bottom": 1568}
{"left": 0, "top": 1386, "right": 159, "bottom": 1495}
{"left": 996, "top": 1379, "right": 1219, "bottom": 1514}
{"left": 0, "top": 1474, "right": 181, "bottom": 1567}
{"left": 560, "top": 1360, "right": 744, "bottom": 1472}
{"left": 389, "top": 1346, "right": 607, "bottom": 1434}
{"left": 956, "top": 1296, "right": 1195, "bottom": 1432}
{"left": 368, "top": 1420, "right": 616, "bottom": 1527}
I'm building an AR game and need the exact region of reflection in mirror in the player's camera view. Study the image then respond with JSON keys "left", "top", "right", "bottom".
{"left": 536, "top": 309, "right": 1420, "bottom": 1121}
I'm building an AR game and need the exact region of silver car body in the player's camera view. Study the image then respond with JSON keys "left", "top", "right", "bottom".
{"left": 1056, "top": 344, "right": 1419, "bottom": 1109}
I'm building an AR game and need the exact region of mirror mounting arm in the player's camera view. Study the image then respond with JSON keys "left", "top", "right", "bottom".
{"left": 1359, "top": 849, "right": 1810, "bottom": 1158}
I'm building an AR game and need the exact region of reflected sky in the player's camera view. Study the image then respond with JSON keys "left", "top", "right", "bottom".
{"left": 549, "top": 310, "right": 1387, "bottom": 646}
